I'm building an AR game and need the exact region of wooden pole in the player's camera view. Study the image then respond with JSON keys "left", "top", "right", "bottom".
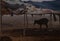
{"left": 0, "top": 0, "right": 2, "bottom": 33}
{"left": 26, "top": 14, "right": 28, "bottom": 28}
{"left": 0, "top": 13, "right": 2, "bottom": 36}
{"left": 31, "top": 14, "right": 33, "bottom": 21}
{"left": 50, "top": 14, "right": 52, "bottom": 27}
{"left": 59, "top": 15, "right": 60, "bottom": 24}
{"left": 24, "top": 14, "right": 25, "bottom": 27}
{"left": 53, "top": 14, "right": 57, "bottom": 21}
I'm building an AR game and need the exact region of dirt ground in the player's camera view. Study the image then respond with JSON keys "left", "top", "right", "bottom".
{"left": 0, "top": 15, "right": 60, "bottom": 41}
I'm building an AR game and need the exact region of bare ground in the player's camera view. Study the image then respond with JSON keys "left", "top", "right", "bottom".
{"left": 0, "top": 15, "right": 60, "bottom": 41}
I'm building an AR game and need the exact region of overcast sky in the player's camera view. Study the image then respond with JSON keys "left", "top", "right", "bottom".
{"left": 22, "top": 0, "right": 54, "bottom": 2}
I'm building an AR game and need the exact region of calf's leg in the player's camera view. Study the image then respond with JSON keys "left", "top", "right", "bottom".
{"left": 45, "top": 24, "right": 48, "bottom": 29}
{"left": 40, "top": 24, "right": 42, "bottom": 29}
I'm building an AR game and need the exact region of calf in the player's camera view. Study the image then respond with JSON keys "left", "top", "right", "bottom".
{"left": 34, "top": 18, "right": 49, "bottom": 29}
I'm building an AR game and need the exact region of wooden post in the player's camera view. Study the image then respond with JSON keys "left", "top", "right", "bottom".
{"left": 50, "top": 14, "right": 52, "bottom": 27}
{"left": 0, "top": 3, "right": 2, "bottom": 34}
{"left": 0, "top": 13, "right": 2, "bottom": 33}
{"left": 31, "top": 14, "right": 34, "bottom": 22}
{"left": 26, "top": 14, "right": 28, "bottom": 28}
{"left": 59, "top": 15, "right": 60, "bottom": 24}
{"left": 31, "top": 14, "right": 34, "bottom": 28}
{"left": 53, "top": 14, "right": 57, "bottom": 21}
{"left": 24, "top": 14, "right": 25, "bottom": 27}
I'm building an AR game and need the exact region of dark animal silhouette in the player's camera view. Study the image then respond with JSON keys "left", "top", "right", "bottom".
{"left": 34, "top": 18, "right": 49, "bottom": 29}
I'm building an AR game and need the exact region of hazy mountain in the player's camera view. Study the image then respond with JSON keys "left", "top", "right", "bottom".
{"left": 23, "top": 0, "right": 60, "bottom": 11}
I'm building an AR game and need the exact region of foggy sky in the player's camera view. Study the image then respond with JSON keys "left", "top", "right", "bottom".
{"left": 22, "top": 0, "right": 54, "bottom": 2}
